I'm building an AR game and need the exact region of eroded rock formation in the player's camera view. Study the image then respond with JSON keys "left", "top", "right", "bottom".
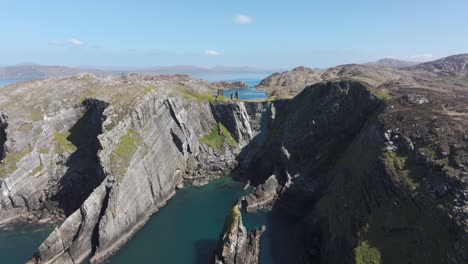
{"left": 214, "top": 205, "right": 265, "bottom": 264}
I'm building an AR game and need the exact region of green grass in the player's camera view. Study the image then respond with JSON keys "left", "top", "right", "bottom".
{"left": 222, "top": 206, "right": 241, "bottom": 240}
{"left": 373, "top": 90, "right": 391, "bottom": 101}
{"left": 110, "top": 129, "right": 142, "bottom": 176}
{"left": 383, "top": 151, "right": 420, "bottom": 189}
{"left": 29, "top": 164, "right": 43, "bottom": 177}
{"left": 142, "top": 85, "right": 159, "bottom": 94}
{"left": 54, "top": 131, "right": 78, "bottom": 154}
{"left": 384, "top": 151, "right": 406, "bottom": 170}
{"left": 0, "top": 149, "right": 31, "bottom": 177}
{"left": 216, "top": 95, "right": 229, "bottom": 102}
{"left": 181, "top": 90, "right": 216, "bottom": 102}
{"left": 29, "top": 108, "right": 43, "bottom": 122}
{"left": 200, "top": 122, "right": 237, "bottom": 151}
{"left": 39, "top": 148, "right": 50, "bottom": 154}
{"left": 18, "top": 123, "right": 33, "bottom": 132}
{"left": 355, "top": 241, "right": 381, "bottom": 264}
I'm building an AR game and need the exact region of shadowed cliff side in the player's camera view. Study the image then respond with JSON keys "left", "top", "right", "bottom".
{"left": 50, "top": 99, "right": 109, "bottom": 216}
{"left": 239, "top": 80, "right": 467, "bottom": 263}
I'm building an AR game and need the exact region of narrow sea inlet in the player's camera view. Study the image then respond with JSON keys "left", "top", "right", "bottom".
{"left": 110, "top": 177, "right": 298, "bottom": 263}
{"left": 0, "top": 76, "right": 295, "bottom": 263}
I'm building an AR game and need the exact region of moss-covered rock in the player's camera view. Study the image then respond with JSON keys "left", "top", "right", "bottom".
{"left": 110, "top": 129, "right": 142, "bottom": 176}
{"left": 200, "top": 122, "right": 237, "bottom": 151}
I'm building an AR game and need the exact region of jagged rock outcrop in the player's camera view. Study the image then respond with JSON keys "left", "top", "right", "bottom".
{"left": 241, "top": 174, "right": 289, "bottom": 213}
{"left": 214, "top": 205, "right": 265, "bottom": 264}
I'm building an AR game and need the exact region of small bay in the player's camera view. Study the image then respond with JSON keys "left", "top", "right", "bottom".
{"left": 110, "top": 177, "right": 298, "bottom": 264}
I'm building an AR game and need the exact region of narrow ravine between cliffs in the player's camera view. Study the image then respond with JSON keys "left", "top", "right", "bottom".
{"left": 109, "top": 177, "right": 298, "bottom": 264}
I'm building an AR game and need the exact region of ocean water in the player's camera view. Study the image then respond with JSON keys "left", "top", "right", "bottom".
{"left": 0, "top": 223, "right": 55, "bottom": 263}
{"left": 196, "top": 74, "right": 269, "bottom": 101}
{"left": 110, "top": 177, "right": 298, "bottom": 264}
{"left": 223, "top": 87, "right": 268, "bottom": 101}
{"left": 0, "top": 79, "right": 37, "bottom": 86}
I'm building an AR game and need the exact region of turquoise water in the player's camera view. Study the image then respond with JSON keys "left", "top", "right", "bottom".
{"left": 223, "top": 87, "right": 268, "bottom": 101}
{"left": 0, "top": 223, "right": 55, "bottom": 263}
{"left": 110, "top": 177, "right": 298, "bottom": 264}
{"left": 196, "top": 74, "right": 269, "bottom": 101}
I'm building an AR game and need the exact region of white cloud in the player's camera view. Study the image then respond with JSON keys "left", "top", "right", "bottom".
{"left": 234, "top": 14, "right": 252, "bottom": 25}
{"left": 411, "top": 53, "right": 433, "bottom": 59}
{"left": 205, "top": 49, "right": 222, "bottom": 56}
{"left": 67, "top": 38, "right": 84, "bottom": 46}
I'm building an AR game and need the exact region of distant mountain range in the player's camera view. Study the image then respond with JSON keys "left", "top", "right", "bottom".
{"left": 0, "top": 65, "right": 110, "bottom": 79}
{"left": 1, "top": 55, "right": 466, "bottom": 81}
{"left": 0, "top": 64, "right": 276, "bottom": 80}
{"left": 257, "top": 53, "right": 468, "bottom": 98}
{"left": 366, "top": 58, "right": 419, "bottom": 68}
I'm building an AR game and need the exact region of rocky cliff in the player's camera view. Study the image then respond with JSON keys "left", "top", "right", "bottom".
{"left": 0, "top": 74, "right": 273, "bottom": 263}
{"left": 239, "top": 80, "right": 468, "bottom": 263}
{"left": 214, "top": 204, "right": 265, "bottom": 264}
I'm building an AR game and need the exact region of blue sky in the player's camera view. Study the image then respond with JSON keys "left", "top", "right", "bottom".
{"left": 1, "top": 0, "right": 467, "bottom": 68}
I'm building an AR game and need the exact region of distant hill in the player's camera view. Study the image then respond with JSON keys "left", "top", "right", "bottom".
{"left": 257, "top": 53, "right": 468, "bottom": 98}
{"left": 0, "top": 64, "right": 275, "bottom": 80}
{"left": 0, "top": 65, "right": 111, "bottom": 79}
{"left": 136, "top": 65, "right": 274, "bottom": 76}
{"left": 366, "top": 58, "right": 419, "bottom": 68}
{"left": 411, "top": 54, "right": 468, "bottom": 76}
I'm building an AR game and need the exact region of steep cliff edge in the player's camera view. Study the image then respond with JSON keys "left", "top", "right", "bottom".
{"left": 296, "top": 88, "right": 467, "bottom": 263}
{"left": 240, "top": 80, "right": 467, "bottom": 263}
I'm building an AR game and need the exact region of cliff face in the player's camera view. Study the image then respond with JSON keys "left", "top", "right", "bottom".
{"left": 0, "top": 74, "right": 273, "bottom": 263}
{"left": 28, "top": 100, "right": 271, "bottom": 264}
{"left": 239, "top": 80, "right": 468, "bottom": 263}
{"left": 244, "top": 81, "right": 380, "bottom": 187}
{"left": 296, "top": 89, "right": 467, "bottom": 264}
